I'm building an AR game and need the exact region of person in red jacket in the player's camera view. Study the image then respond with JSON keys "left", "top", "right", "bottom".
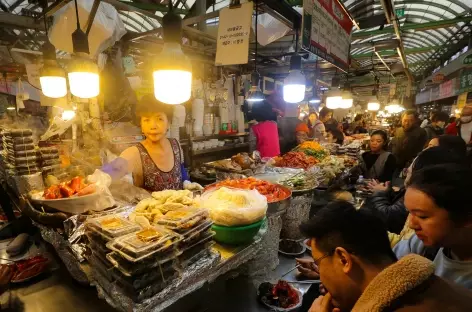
{"left": 445, "top": 105, "right": 472, "bottom": 144}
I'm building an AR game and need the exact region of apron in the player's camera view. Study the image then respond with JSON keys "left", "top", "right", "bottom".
{"left": 361, "top": 151, "right": 391, "bottom": 180}
{"left": 136, "top": 139, "right": 183, "bottom": 192}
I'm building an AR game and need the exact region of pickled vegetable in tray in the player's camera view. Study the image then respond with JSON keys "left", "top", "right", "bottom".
{"left": 86, "top": 215, "right": 140, "bottom": 239}
{"left": 157, "top": 208, "right": 209, "bottom": 231}
{"left": 106, "top": 226, "right": 181, "bottom": 261}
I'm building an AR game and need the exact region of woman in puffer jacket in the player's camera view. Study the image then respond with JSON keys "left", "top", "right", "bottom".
{"left": 362, "top": 147, "right": 467, "bottom": 234}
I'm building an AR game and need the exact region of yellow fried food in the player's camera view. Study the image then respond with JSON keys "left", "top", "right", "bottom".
{"left": 160, "top": 202, "right": 186, "bottom": 213}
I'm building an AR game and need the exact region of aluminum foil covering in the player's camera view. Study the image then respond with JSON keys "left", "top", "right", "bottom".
{"left": 93, "top": 250, "right": 221, "bottom": 312}
{"left": 243, "top": 213, "right": 283, "bottom": 277}
{"left": 34, "top": 221, "right": 91, "bottom": 284}
{"left": 281, "top": 193, "right": 314, "bottom": 240}
{"left": 13, "top": 172, "right": 44, "bottom": 195}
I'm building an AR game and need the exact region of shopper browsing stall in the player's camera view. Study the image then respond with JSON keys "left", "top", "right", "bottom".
{"left": 249, "top": 102, "right": 280, "bottom": 158}
{"left": 301, "top": 201, "right": 472, "bottom": 312}
{"left": 390, "top": 110, "right": 428, "bottom": 171}
{"left": 394, "top": 164, "right": 472, "bottom": 290}
{"left": 423, "top": 111, "right": 448, "bottom": 144}
{"left": 306, "top": 111, "right": 326, "bottom": 141}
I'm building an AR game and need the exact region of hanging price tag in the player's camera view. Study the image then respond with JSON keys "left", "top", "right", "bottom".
{"left": 215, "top": 2, "right": 253, "bottom": 66}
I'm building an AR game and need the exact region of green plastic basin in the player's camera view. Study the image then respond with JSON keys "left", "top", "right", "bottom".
{"left": 211, "top": 218, "right": 265, "bottom": 245}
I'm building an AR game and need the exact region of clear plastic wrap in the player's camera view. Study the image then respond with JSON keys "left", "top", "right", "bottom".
{"left": 106, "top": 227, "right": 181, "bottom": 262}
{"left": 156, "top": 208, "right": 208, "bottom": 231}
{"left": 86, "top": 215, "right": 140, "bottom": 239}
{"left": 200, "top": 187, "right": 268, "bottom": 226}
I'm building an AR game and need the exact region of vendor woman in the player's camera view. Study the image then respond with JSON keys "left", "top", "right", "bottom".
{"left": 106, "top": 95, "right": 189, "bottom": 192}
{"left": 359, "top": 130, "right": 396, "bottom": 183}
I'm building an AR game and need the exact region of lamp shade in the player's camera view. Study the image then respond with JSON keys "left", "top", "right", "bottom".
{"left": 68, "top": 56, "right": 99, "bottom": 98}
{"left": 40, "top": 61, "right": 67, "bottom": 98}
{"left": 153, "top": 42, "right": 192, "bottom": 105}
{"left": 283, "top": 55, "right": 306, "bottom": 103}
{"left": 368, "top": 102, "right": 380, "bottom": 111}
{"left": 340, "top": 90, "right": 353, "bottom": 109}
{"left": 325, "top": 89, "right": 342, "bottom": 109}
{"left": 246, "top": 85, "right": 264, "bottom": 102}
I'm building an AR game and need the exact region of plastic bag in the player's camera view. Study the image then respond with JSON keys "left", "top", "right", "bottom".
{"left": 200, "top": 187, "right": 267, "bottom": 226}
{"left": 49, "top": 0, "right": 126, "bottom": 57}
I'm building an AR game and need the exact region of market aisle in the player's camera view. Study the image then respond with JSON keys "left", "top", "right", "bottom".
{"left": 4, "top": 267, "right": 116, "bottom": 312}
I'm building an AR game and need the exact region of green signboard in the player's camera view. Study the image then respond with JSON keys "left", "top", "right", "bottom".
{"left": 463, "top": 54, "right": 472, "bottom": 65}
{"left": 459, "top": 69, "right": 472, "bottom": 93}
{"left": 395, "top": 8, "right": 405, "bottom": 18}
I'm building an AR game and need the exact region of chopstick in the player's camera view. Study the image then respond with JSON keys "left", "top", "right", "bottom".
{"left": 280, "top": 264, "right": 302, "bottom": 279}
{"left": 286, "top": 280, "right": 322, "bottom": 285}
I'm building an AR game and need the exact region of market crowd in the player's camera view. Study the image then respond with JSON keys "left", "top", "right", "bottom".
{"left": 290, "top": 105, "right": 472, "bottom": 311}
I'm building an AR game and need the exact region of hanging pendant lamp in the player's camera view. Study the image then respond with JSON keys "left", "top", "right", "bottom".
{"left": 39, "top": 14, "right": 67, "bottom": 98}
{"left": 68, "top": 0, "right": 99, "bottom": 98}
{"left": 153, "top": 2, "right": 192, "bottom": 105}
{"left": 245, "top": 0, "right": 264, "bottom": 103}
{"left": 284, "top": 54, "right": 306, "bottom": 103}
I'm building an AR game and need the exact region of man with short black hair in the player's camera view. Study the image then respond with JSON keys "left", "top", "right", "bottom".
{"left": 424, "top": 111, "right": 448, "bottom": 143}
{"left": 302, "top": 201, "right": 472, "bottom": 312}
{"left": 391, "top": 110, "right": 427, "bottom": 170}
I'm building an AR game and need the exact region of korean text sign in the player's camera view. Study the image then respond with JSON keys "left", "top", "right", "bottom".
{"left": 302, "top": 0, "right": 353, "bottom": 72}
{"left": 215, "top": 2, "right": 253, "bottom": 66}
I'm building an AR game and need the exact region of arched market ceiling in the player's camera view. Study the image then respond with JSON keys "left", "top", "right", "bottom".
{"left": 344, "top": 0, "right": 472, "bottom": 78}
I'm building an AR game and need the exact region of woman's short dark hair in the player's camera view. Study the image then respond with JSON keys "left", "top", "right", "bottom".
{"left": 370, "top": 130, "right": 389, "bottom": 149}
{"left": 409, "top": 164, "right": 472, "bottom": 221}
{"left": 319, "top": 107, "right": 333, "bottom": 119}
{"left": 437, "top": 135, "right": 467, "bottom": 156}
{"left": 412, "top": 146, "right": 467, "bottom": 172}
{"left": 135, "top": 94, "right": 173, "bottom": 120}
{"left": 431, "top": 111, "right": 449, "bottom": 123}
{"left": 327, "top": 128, "right": 344, "bottom": 144}
{"left": 300, "top": 201, "right": 397, "bottom": 263}
{"left": 252, "top": 102, "right": 276, "bottom": 122}
{"left": 354, "top": 114, "right": 363, "bottom": 122}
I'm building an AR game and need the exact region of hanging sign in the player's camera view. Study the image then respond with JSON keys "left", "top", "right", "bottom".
{"left": 457, "top": 92, "right": 467, "bottom": 109}
{"left": 432, "top": 73, "right": 445, "bottom": 84}
{"left": 439, "top": 79, "right": 455, "bottom": 99}
{"left": 215, "top": 2, "right": 253, "bottom": 66}
{"left": 25, "top": 64, "right": 41, "bottom": 89}
{"left": 463, "top": 54, "right": 472, "bottom": 65}
{"left": 459, "top": 69, "right": 472, "bottom": 93}
{"left": 302, "top": 0, "right": 353, "bottom": 72}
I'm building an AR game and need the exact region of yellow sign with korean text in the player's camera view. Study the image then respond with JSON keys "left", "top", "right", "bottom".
{"left": 457, "top": 92, "right": 467, "bottom": 109}
{"left": 215, "top": 2, "right": 253, "bottom": 66}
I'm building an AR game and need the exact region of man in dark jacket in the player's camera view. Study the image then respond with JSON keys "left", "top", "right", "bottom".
{"left": 424, "top": 111, "right": 448, "bottom": 144}
{"left": 390, "top": 110, "right": 427, "bottom": 170}
{"left": 302, "top": 202, "right": 472, "bottom": 312}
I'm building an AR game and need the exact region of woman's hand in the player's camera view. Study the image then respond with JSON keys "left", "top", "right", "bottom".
{"left": 309, "top": 293, "right": 340, "bottom": 312}
{"left": 367, "top": 180, "right": 389, "bottom": 192}
{"left": 295, "top": 258, "right": 320, "bottom": 279}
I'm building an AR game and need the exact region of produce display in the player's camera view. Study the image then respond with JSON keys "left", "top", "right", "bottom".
{"left": 279, "top": 173, "right": 319, "bottom": 191}
{"left": 293, "top": 141, "right": 328, "bottom": 160}
{"left": 258, "top": 281, "right": 300, "bottom": 309}
{"left": 207, "top": 177, "right": 290, "bottom": 203}
{"left": 273, "top": 151, "right": 318, "bottom": 170}
{"left": 11, "top": 255, "right": 49, "bottom": 283}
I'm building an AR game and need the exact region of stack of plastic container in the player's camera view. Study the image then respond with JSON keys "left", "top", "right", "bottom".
{"left": 2, "top": 129, "right": 39, "bottom": 176}
{"left": 156, "top": 207, "right": 215, "bottom": 268}
{"left": 106, "top": 225, "right": 182, "bottom": 302}
{"left": 85, "top": 215, "right": 140, "bottom": 282}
